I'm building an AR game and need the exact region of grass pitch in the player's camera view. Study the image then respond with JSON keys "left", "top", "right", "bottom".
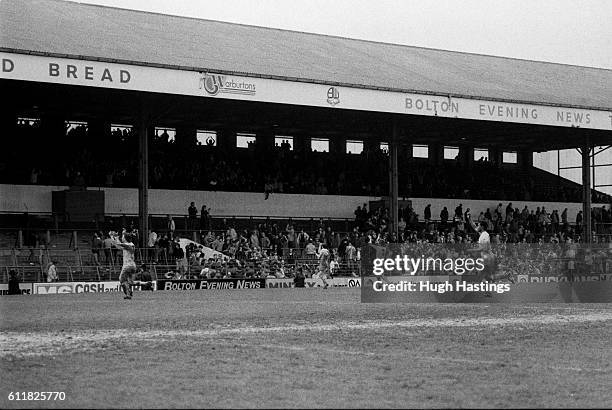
{"left": 1, "top": 289, "right": 611, "bottom": 408}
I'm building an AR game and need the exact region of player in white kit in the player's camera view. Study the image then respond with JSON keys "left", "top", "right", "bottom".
{"left": 470, "top": 222, "right": 513, "bottom": 284}
{"left": 315, "top": 243, "right": 331, "bottom": 289}
{"left": 111, "top": 229, "right": 148, "bottom": 299}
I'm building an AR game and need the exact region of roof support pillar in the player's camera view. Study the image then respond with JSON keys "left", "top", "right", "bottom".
{"left": 431, "top": 143, "right": 443, "bottom": 166}
{"left": 581, "top": 135, "right": 592, "bottom": 244}
{"left": 460, "top": 145, "right": 474, "bottom": 170}
{"left": 388, "top": 120, "right": 399, "bottom": 241}
{"left": 519, "top": 148, "right": 533, "bottom": 177}
{"left": 138, "top": 102, "right": 149, "bottom": 248}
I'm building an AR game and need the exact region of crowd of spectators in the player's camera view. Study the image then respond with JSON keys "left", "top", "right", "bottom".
{"left": 87, "top": 199, "right": 610, "bottom": 281}
{"left": 355, "top": 201, "right": 612, "bottom": 245}
{"left": 6, "top": 196, "right": 610, "bottom": 282}
{"left": 137, "top": 218, "right": 361, "bottom": 280}
{"left": 3, "top": 120, "right": 611, "bottom": 204}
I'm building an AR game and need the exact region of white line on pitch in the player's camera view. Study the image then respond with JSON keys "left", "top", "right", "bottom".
{"left": 2, "top": 312, "right": 611, "bottom": 358}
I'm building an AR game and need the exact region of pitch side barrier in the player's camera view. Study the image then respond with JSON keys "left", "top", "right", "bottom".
{"left": 157, "top": 277, "right": 362, "bottom": 290}
{"left": 2, "top": 277, "right": 363, "bottom": 294}
{"left": 360, "top": 243, "right": 612, "bottom": 303}
{"left": 0, "top": 281, "right": 156, "bottom": 295}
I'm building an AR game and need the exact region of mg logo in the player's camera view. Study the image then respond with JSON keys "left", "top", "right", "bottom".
{"left": 199, "top": 73, "right": 226, "bottom": 96}
{"left": 35, "top": 284, "right": 73, "bottom": 294}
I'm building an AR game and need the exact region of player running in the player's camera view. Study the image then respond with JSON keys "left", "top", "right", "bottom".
{"left": 110, "top": 229, "right": 150, "bottom": 299}
{"left": 315, "top": 243, "right": 331, "bottom": 289}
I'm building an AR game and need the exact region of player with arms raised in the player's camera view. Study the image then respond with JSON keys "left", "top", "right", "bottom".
{"left": 468, "top": 220, "right": 513, "bottom": 285}
{"left": 110, "top": 229, "right": 147, "bottom": 299}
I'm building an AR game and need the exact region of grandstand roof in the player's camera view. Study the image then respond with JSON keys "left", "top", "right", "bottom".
{"left": 1, "top": 0, "right": 612, "bottom": 111}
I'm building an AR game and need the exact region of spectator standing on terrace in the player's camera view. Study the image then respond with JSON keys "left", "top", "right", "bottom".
{"left": 91, "top": 232, "right": 103, "bottom": 266}
{"left": 576, "top": 211, "right": 583, "bottom": 235}
{"left": 506, "top": 203, "right": 514, "bottom": 220}
{"left": 286, "top": 223, "right": 296, "bottom": 249}
{"left": 505, "top": 207, "right": 514, "bottom": 225}
{"left": 103, "top": 233, "right": 114, "bottom": 265}
{"left": 491, "top": 207, "right": 499, "bottom": 230}
{"left": 148, "top": 230, "right": 158, "bottom": 263}
{"left": 250, "top": 230, "right": 260, "bottom": 250}
{"left": 455, "top": 204, "right": 463, "bottom": 221}
{"left": 167, "top": 215, "right": 175, "bottom": 238}
{"left": 424, "top": 204, "right": 432, "bottom": 223}
{"left": 297, "top": 229, "right": 310, "bottom": 250}
{"left": 398, "top": 218, "right": 407, "bottom": 236}
{"left": 305, "top": 241, "right": 317, "bottom": 259}
{"left": 521, "top": 206, "right": 529, "bottom": 221}
{"left": 440, "top": 207, "right": 449, "bottom": 227}
{"left": 464, "top": 208, "right": 472, "bottom": 224}
{"left": 47, "top": 261, "right": 58, "bottom": 282}
{"left": 261, "top": 232, "right": 271, "bottom": 251}
{"left": 354, "top": 205, "right": 363, "bottom": 226}
{"left": 478, "top": 211, "right": 486, "bottom": 225}
{"left": 330, "top": 254, "right": 340, "bottom": 276}
{"left": 551, "top": 210, "right": 560, "bottom": 233}
{"left": 279, "top": 232, "right": 289, "bottom": 258}
{"left": 200, "top": 205, "right": 210, "bottom": 233}
{"left": 173, "top": 238, "right": 187, "bottom": 277}
{"left": 187, "top": 202, "right": 198, "bottom": 230}
{"left": 157, "top": 234, "right": 170, "bottom": 260}
{"left": 346, "top": 241, "right": 358, "bottom": 277}
{"left": 211, "top": 235, "right": 224, "bottom": 252}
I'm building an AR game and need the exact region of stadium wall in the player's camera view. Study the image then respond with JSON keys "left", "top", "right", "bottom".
{"left": 0, "top": 184, "right": 377, "bottom": 219}
{"left": 1, "top": 184, "right": 608, "bottom": 221}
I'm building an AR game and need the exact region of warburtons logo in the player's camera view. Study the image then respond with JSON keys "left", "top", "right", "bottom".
{"left": 327, "top": 86, "right": 340, "bottom": 106}
{"left": 199, "top": 73, "right": 256, "bottom": 96}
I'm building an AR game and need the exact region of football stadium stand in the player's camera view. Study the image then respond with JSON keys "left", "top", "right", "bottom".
{"left": 1, "top": 0, "right": 611, "bottom": 283}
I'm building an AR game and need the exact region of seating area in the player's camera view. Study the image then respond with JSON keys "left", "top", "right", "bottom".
{"left": 3, "top": 120, "right": 610, "bottom": 203}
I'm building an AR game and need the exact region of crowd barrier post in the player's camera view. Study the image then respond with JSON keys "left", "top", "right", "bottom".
{"left": 69, "top": 230, "right": 78, "bottom": 250}
{"left": 76, "top": 249, "right": 84, "bottom": 276}
{"left": 41, "top": 248, "right": 49, "bottom": 272}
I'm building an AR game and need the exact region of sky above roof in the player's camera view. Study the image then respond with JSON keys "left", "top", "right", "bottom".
{"left": 75, "top": 0, "right": 612, "bottom": 69}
